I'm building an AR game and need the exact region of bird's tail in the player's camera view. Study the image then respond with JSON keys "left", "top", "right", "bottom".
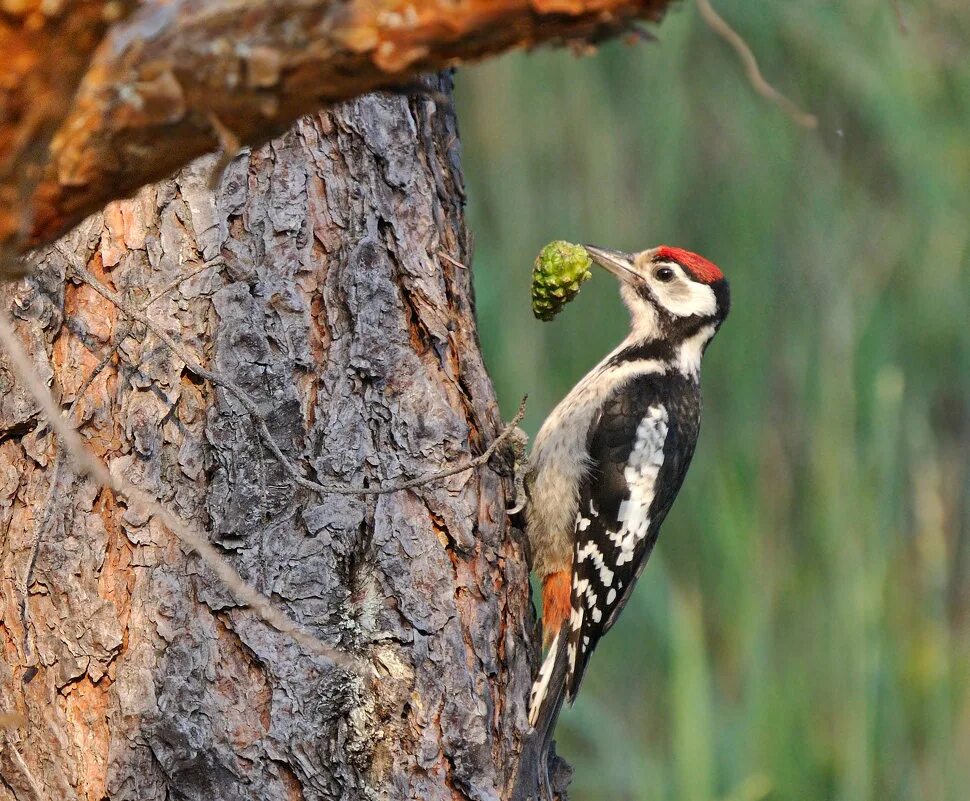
{"left": 513, "top": 625, "right": 571, "bottom": 801}
{"left": 528, "top": 626, "right": 570, "bottom": 732}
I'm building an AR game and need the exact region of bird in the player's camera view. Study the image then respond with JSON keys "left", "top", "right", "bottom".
{"left": 518, "top": 243, "right": 730, "bottom": 797}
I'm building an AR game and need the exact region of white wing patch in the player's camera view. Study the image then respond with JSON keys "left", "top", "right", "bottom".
{"left": 608, "top": 405, "right": 668, "bottom": 565}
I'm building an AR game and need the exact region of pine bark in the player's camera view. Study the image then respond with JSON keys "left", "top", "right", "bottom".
{"left": 0, "top": 76, "right": 540, "bottom": 801}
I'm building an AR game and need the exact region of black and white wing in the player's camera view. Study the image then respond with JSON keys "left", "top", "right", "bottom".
{"left": 565, "top": 373, "right": 700, "bottom": 700}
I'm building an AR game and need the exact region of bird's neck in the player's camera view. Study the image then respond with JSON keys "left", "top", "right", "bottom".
{"left": 608, "top": 323, "right": 714, "bottom": 380}
{"left": 670, "top": 324, "right": 715, "bottom": 379}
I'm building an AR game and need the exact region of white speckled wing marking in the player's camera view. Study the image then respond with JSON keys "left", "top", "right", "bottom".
{"left": 567, "top": 403, "right": 670, "bottom": 683}
{"left": 609, "top": 405, "right": 668, "bottom": 565}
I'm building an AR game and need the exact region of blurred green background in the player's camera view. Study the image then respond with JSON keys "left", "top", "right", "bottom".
{"left": 454, "top": 2, "right": 970, "bottom": 800}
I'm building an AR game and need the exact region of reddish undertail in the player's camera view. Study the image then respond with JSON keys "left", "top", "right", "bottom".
{"left": 517, "top": 572, "right": 578, "bottom": 800}
{"left": 541, "top": 569, "right": 571, "bottom": 648}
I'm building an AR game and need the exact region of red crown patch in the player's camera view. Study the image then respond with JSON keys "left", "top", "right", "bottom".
{"left": 655, "top": 246, "right": 724, "bottom": 284}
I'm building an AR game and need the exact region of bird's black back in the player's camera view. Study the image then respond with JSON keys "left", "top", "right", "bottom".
{"left": 565, "top": 371, "right": 702, "bottom": 699}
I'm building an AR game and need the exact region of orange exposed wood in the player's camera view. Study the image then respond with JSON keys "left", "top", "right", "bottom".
{"left": 0, "top": 0, "right": 135, "bottom": 262}
{"left": 0, "top": 0, "right": 674, "bottom": 259}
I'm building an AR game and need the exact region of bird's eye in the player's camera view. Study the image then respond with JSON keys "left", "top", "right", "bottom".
{"left": 654, "top": 267, "right": 675, "bottom": 283}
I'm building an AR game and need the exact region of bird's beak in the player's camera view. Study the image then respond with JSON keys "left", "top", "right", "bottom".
{"left": 583, "top": 245, "right": 638, "bottom": 284}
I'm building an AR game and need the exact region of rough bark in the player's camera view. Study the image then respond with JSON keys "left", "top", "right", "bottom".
{"left": 0, "top": 0, "right": 674, "bottom": 256}
{"left": 0, "top": 75, "right": 541, "bottom": 801}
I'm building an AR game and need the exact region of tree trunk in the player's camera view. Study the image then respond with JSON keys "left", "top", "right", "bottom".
{"left": 0, "top": 75, "right": 540, "bottom": 801}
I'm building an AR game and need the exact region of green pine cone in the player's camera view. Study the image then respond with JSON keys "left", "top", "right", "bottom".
{"left": 531, "top": 241, "right": 593, "bottom": 321}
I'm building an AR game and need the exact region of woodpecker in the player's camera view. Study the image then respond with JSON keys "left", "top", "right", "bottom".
{"left": 521, "top": 244, "right": 729, "bottom": 793}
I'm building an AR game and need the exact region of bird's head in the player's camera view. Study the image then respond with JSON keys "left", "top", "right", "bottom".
{"left": 584, "top": 244, "right": 730, "bottom": 348}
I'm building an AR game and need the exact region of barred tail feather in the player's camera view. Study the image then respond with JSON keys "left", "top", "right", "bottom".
{"left": 529, "top": 629, "right": 563, "bottom": 726}
{"left": 515, "top": 625, "right": 571, "bottom": 801}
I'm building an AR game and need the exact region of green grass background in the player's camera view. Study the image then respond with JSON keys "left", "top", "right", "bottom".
{"left": 455, "top": 2, "right": 970, "bottom": 799}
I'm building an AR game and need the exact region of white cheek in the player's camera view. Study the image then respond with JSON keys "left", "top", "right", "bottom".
{"left": 655, "top": 281, "right": 717, "bottom": 317}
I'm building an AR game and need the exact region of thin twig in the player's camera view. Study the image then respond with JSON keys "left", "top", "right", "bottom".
{"left": 0, "top": 305, "right": 363, "bottom": 671}
{"left": 437, "top": 251, "right": 467, "bottom": 270}
{"left": 0, "top": 735, "right": 49, "bottom": 801}
{"left": 142, "top": 261, "right": 216, "bottom": 310}
{"left": 361, "top": 396, "right": 527, "bottom": 494}
{"left": 66, "top": 321, "right": 133, "bottom": 420}
{"left": 206, "top": 113, "right": 244, "bottom": 190}
{"left": 24, "top": 260, "right": 216, "bottom": 661}
{"left": 65, "top": 254, "right": 526, "bottom": 497}
{"left": 66, "top": 259, "right": 213, "bottom": 417}
{"left": 696, "top": 0, "right": 817, "bottom": 129}
{"left": 9, "top": 252, "right": 523, "bottom": 667}
{"left": 34, "top": 260, "right": 211, "bottom": 581}
{"left": 22, "top": 324, "right": 132, "bottom": 656}
{"left": 21, "top": 447, "right": 70, "bottom": 663}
